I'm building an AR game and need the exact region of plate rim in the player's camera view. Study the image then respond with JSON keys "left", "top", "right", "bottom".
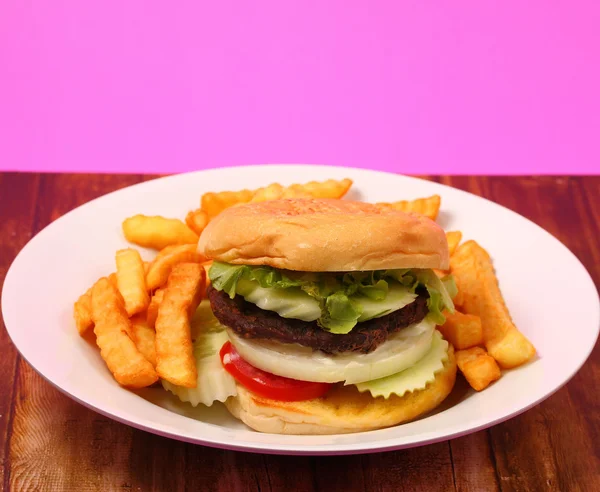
{"left": 3, "top": 164, "right": 599, "bottom": 455}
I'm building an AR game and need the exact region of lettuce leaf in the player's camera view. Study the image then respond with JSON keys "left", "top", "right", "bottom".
{"left": 442, "top": 274, "right": 458, "bottom": 300}
{"left": 208, "top": 262, "right": 455, "bottom": 333}
{"left": 209, "top": 262, "right": 301, "bottom": 298}
{"left": 354, "top": 330, "right": 449, "bottom": 398}
{"left": 209, "top": 261, "right": 247, "bottom": 299}
{"left": 413, "top": 269, "right": 455, "bottom": 325}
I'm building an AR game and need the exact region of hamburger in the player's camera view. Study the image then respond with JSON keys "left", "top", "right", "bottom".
{"left": 197, "top": 198, "right": 457, "bottom": 435}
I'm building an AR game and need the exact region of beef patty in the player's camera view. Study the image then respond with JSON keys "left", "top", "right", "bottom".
{"left": 207, "top": 286, "right": 429, "bottom": 354}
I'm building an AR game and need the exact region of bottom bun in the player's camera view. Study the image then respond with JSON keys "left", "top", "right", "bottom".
{"left": 224, "top": 345, "right": 456, "bottom": 435}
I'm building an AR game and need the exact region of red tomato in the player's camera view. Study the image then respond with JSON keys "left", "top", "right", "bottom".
{"left": 219, "top": 341, "right": 332, "bottom": 401}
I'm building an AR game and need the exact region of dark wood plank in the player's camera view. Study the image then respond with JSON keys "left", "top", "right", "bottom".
{"left": 183, "top": 447, "right": 272, "bottom": 492}
{"left": 448, "top": 432, "right": 500, "bottom": 492}
{"left": 360, "top": 442, "right": 456, "bottom": 492}
{"left": 128, "top": 435, "right": 275, "bottom": 492}
{"left": 261, "top": 455, "right": 316, "bottom": 492}
{"left": 313, "top": 455, "right": 368, "bottom": 491}
{"left": 0, "top": 173, "right": 41, "bottom": 490}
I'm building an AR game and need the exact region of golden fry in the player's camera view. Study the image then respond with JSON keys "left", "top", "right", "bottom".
{"left": 376, "top": 195, "right": 441, "bottom": 221}
{"left": 122, "top": 214, "right": 199, "bottom": 250}
{"left": 453, "top": 288, "right": 465, "bottom": 307}
{"left": 201, "top": 260, "right": 213, "bottom": 286}
{"left": 130, "top": 314, "right": 157, "bottom": 367}
{"left": 251, "top": 178, "right": 353, "bottom": 203}
{"left": 146, "top": 288, "right": 164, "bottom": 328}
{"left": 201, "top": 189, "right": 254, "bottom": 218}
{"left": 438, "top": 310, "right": 483, "bottom": 350}
{"left": 146, "top": 244, "right": 204, "bottom": 291}
{"left": 200, "top": 178, "right": 353, "bottom": 218}
{"left": 185, "top": 208, "right": 209, "bottom": 236}
{"left": 91, "top": 278, "right": 158, "bottom": 388}
{"left": 286, "top": 178, "right": 353, "bottom": 199}
{"left": 250, "top": 183, "right": 286, "bottom": 202}
{"left": 108, "top": 272, "right": 118, "bottom": 286}
{"left": 155, "top": 263, "right": 206, "bottom": 387}
{"left": 116, "top": 248, "right": 149, "bottom": 316}
{"left": 446, "top": 231, "right": 463, "bottom": 256}
{"left": 450, "top": 240, "right": 536, "bottom": 368}
{"left": 456, "top": 347, "right": 501, "bottom": 391}
{"left": 74, "top": 288, "right": 94, "bottom": 335}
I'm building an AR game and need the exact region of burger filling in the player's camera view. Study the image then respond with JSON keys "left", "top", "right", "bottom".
{"left": 207, "top": 285, "right": 429, "bottom": 354}
{"left": 207, "top": 262, "right": 455, "bottom": 350}
{"left": 204, "top": 262, "right": 455, "bottom": 394}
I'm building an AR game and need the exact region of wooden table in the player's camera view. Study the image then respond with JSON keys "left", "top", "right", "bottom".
{"left": 1, "top": 174, "right": 598, "bottom": 491}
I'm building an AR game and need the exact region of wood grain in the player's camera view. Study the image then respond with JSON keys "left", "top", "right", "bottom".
{"left": 0, "top": 174, "right": 41, "bottom": 491}
{"left": 0, "top": 173, "right": 598, "bottom": 492}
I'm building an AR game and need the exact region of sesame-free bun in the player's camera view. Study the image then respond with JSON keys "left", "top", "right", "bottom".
{"left": 224, "top": 344, "right": 456, "bottom": 435}
{"left": 198, "top": 198, "right": 449, "bottom": 271}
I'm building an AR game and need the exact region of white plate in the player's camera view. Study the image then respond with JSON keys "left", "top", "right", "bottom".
{"left": 3, "top": 165, "right": 599, "bottom": 455}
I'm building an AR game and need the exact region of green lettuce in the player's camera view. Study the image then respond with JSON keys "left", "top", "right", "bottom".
{"left": 208, "top": 262, "right": 455, "bottom": 334}
{"left": 414, "top": 270, "right": 456, "bottom": 325}
{"left": 209, "top": 261, "right": 301, "bottom": 298}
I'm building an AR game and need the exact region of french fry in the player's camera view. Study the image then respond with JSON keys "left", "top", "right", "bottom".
{"left": 446, "top": 231, "right": 462, "bottom": 256}
{"left": 376, "top": 195, "right": 441, "bottom": 220}
{"left": 438, "top": 310, "right": 484, "bottom": 350}
{"left": 146, "top": 244, "right": 204, "bottom": 291}
{"left": 72, "top": 276, "right": 117, "bottom": 339}
{"left": 200, "top": 179, "right": 353, "bottom": 219}
{"left": 108, "top": 272, "right": 118, "bottom": 287}
{"left": 74, "top": 272, "right": 120, "bottom": 335}
{"left": 201, "top": 189, "right": 254, "bottom": 218}
{"left": 122, "top": 214, "right": 199, "bottom": 250}
{"left": 116, "top": 248, "right": 149, "bottom": 316}
{"left": 201, "top": 260, "right": 213, "bottom": 286}
{"left": 185, "top": 208, "right": 209, "bottom": 236}
{"left": 456, "top": 347, "right": 502, "bottom": 391}
{"left": 74, "top": 288, "right": 94, "bottom": 335}
{"left": 130, "top": 314, "right": 157, "bottom": 367}
{"left": 251, "top": 179, "right": 353, "bottom": 202}
{"left": 286, "top": 178, "right": 353, "bottom": 199}
{"left": 155, "top": 263, "right": 206, "bottom": 387}
{"left": 450, "top": 240, "right": 536, "bottom": 368}
{"left": 250, "top": 183, "right": 286, "bottom": 202}
{"left": 146, "top": 288, "right": 164, "bottom": 328}
{"left": 91, "top": 278, "right": 158, "bottom": 388}
{"left": 453, "top": 288, "right": 465, "bottom": 308}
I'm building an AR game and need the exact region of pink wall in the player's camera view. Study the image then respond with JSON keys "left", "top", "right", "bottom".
{"left": 1, "top": 2, "right": 598, "bottom": 175}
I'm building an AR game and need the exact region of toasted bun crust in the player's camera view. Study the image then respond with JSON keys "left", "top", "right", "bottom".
{"left": 224, "top": 345, "right": 456, "bottom": 435}
{"left": 198, "top": 199, "right": 449, "bottom": 271}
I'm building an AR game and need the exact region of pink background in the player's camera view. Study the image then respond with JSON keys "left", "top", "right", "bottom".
{"left": 1, "top": 2, "right": 599, "bottom": 175}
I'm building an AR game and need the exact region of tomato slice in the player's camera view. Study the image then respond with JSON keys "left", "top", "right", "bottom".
{"left": 219, "top": 341, "right": 332, "bottom": 401}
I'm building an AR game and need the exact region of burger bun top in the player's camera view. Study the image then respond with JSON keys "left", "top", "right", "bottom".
{"left": 198, "top": 198, "right": 449, "bottom": 272}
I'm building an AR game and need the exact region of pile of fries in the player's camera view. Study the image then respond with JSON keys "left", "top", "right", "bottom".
{"left": 436, "top": 234, "right": 536, "bottom": 390}
{"left": 74, "top": 176, "right": 535, "bottom": 395}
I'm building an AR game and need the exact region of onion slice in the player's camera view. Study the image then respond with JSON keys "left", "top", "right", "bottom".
{"left": 226, "top": 317, "right": 436, "bottom": 385}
